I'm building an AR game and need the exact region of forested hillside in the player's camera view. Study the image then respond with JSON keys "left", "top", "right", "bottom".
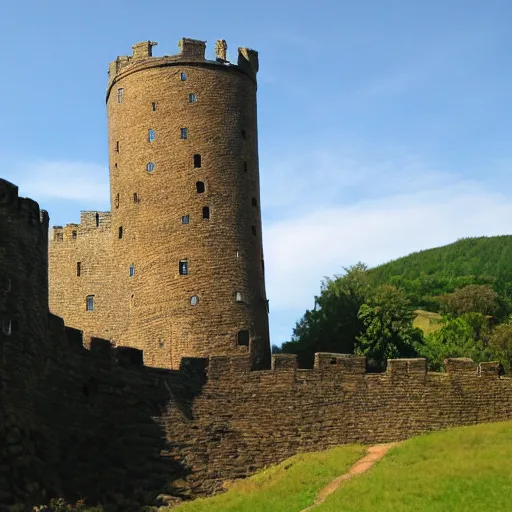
{"left": 367, "top": 236, "right": 512, "bottom": 309}
{"left": 280, "top": 235, "right": 512, "bottom": 371}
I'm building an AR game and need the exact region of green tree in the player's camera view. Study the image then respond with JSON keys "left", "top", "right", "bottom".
{"left": 281, "top": 263, "right": 370, "bottom": 368}
{"left": 420, "top": 313, "right": 492, "bottom": 371}
{"left": 355, "top": 284, "right": 423, "bottom": 371}
{"left": 438, "top": 284, "right": 500, "bottom": 317}
{"left": 488, "top": 324, "right": 512, "bottom": 373}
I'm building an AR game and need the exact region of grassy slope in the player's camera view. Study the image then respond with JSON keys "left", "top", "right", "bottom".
{"left": 413, "top": 309, "right": 443, "bottom": 335}
{"left": 170, "top": 445, "right": 364, "bottom": 512}
{"left": 317, "top": 421, "right": 512, "bottom": 512}
{"left": 171, "top": 421, "right": 512, "bottom": 512}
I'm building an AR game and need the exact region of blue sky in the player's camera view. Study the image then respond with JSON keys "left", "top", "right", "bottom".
{"left": 2, "top": 0, "right": 512, "bottom": 345}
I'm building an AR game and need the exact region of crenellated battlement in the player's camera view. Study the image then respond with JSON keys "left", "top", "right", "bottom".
{"left": 206, "top": 353, "right": 501, "bottom": 381}
{"left": 0, "top": 178, "right": 49, "bottom": 230}
{"left": 51, "top": 211, "right": 111, "bottom": 242}
{"left": 107, "top": 37, "right": 258, "bottom": 97}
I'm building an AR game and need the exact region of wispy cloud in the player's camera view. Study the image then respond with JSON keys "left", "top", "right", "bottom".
{"left": 0, "top": 159, "right": 109, "bottom": 205}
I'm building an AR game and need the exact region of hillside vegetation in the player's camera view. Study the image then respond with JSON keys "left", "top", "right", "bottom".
{"left": 368, "top": 235, "right": 512, "bottom": 309}
{"left": 280, "top": 235, "right": 512, "bottom": 371}
{"left": 167, "top": 421, "right": 512, "bottom": 512}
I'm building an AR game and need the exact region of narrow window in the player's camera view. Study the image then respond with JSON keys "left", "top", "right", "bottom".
{"left": 179, "top": 259, "right": 188, "bottom": 275}
{"left": 243, "top": 161, "right": 248, "bottom": 172}
{"left": 72, "top": 230, "right": 77, "bottom": 239}
{"left": 77, "top": 262, "right": 81, "bottom": 277}
{"left": 235, "top": 292, "right": 243, "bottom": 302}
{"left": 117, "top": 88, "right": 124, "bottom": 103}
{"left": 202, "top": 206, "right": 210, "bottom": 220}
{"left": 131, "top": 294, "right": 135, "bottom": 307}
{"left": 236, "top": 249, "right": 240, "bottom": 258}
{"left": 237, "top": 330, "right": 250, "bottom": 346}
{"left": 251, "top": 225, "right": 256, "bottom": 236}
{"left": 129, "top": 264, "right": 135, "bottom": 277}
{"left": 148, "top": 129, "right": 155, "bottom": 142}
{"left": 181, "top": 215, "right": 190, "bottom": 224}
{"left": 180, "top": 128, "right": 188, "bottom": 140}
{"left": 115, "top": 193, "right": 119, "bottom": 208}
{"left": 146, "top": 162, "right": 155, "bottom": 173}
{"left": 196, "top": 181, "right": 205, "bottom": 193}
{"left": 190, "top": 295, "right": 199, "bottom": 306}
{"left": 114, "top": 162, "right": 118, "bottom": 169}
{"left": 252, "top": 197, "right": 258, "bottom": 207}
{"left": 151, "top": 102, "right": 157, "bottom": 111}
{"left": 56, "top": 232, "right": 63, "bottom": 242}
{"left": 118, "top": 226, "right": 123, "bottom": 239}
{"left": 95, "top": 213, "right": 100, "bottom": 227}
{"left": 116, "top": 141, "right": 120, "bottom": 152}
{"left": 180, "top": 72, "right": 187, "bottom": 81}
{"left": 261, "top": 259, "right": 265, "bottom": 275}
{"left": 189, "top": 93, "right": 197, "bottom": 103}
{"left": 86, "top": 295, "right": 94, "bottom": 312}
{"left": 241, "top": 129, "right": 247, "bottom": 140}
{"left": 133, "top": 192, "right": 138, "bottom": 203}
{"left": 1, "top": 277, "right": 11, "bottom": 293}
{"left": 193, "top": 154, "right": 201, "bottom": 168}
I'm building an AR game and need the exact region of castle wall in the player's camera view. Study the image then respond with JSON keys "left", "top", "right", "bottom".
{"left": 49, "top": 212, "right": 128, "bottom": 344}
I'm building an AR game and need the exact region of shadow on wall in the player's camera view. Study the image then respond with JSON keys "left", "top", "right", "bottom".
{"left": 1, "top": 317, "right": 209, "bottom": 510}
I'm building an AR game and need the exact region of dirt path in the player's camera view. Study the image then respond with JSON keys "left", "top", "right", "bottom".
{"left": 300, "top": 442, "right": 399, "bottom": 512}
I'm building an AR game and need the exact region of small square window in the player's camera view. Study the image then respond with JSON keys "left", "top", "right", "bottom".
{"left": 129, "top": 264, "right": 135, "bottom": 277}
{"left": 237, "top": 330, "right": 249, "bottom": 346}
{"left": 180, "top": 72, "right": 187, "bottom": 81}
{"left": 182, "top": 215, "right": 190, "bottom": 224}
{"left": 117, "top": 88, "right": 124, "bottom": 103}
{"left": 86, "top": 295, "right": 94, "bottom": 311}
{"left": 235, "top": 292, "right": 243, "bottom": 302}
{"left": 202, "top": 206, "right": 210, "bottom": 220}
{"left": 196, "top": 181, "right": 205, "bottom": 193}
{"left": 146, "top": 162, "right": 155, "bottom": 173}
{"left": 189, "top": 93, "right": 197, "bottom": 103}
{"left": 72, "top": 230, "right": 77, "bottom": 239}
{"left": 55, "top": 232, "right": 63, "bottom": 242}
{"left": 148, "top": 129, "right": 155, "bottom": 142}
{"left": 193, "top": 154, "right": 201, "bottom": 168}
{"left": 152, "top": 102, "right": 157, "bottom": 111}
{"left": 179, "top": 259, "right": 188, "bottom": 275}
{"left": 180, "top": 128, "right": 188, "bottom": 140}
{"left": 190, "top": 295, "right": 199, "bottom": 306}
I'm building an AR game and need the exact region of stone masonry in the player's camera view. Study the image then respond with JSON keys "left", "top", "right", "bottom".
{"left": 49, "top": 38, "right": 270, "bottom": 370}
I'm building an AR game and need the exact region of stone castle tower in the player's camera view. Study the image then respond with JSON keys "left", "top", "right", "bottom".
{"left": 49, "top": 38, "right": 270, "bottom": 369}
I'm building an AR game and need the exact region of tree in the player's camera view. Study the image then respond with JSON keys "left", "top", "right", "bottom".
{"left": 438, "top": 284, "right": 500, "bottom": 317}
{"left": 355, "top": 285, "right": 423, "bottom": 371}
{"left": 281, "top": 263, "right": 370, "bottom": 368}
{"left": 488, "top": 324, "right": 512, "bottom": 374}
{"left": 419, "top": 313, "right": 492, "bottom": 371}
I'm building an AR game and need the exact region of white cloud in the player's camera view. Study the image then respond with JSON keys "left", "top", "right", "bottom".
{"left": 264, "top": 183, "right": 512, "bottom": 317}
{"left": 1, "top": 159, "right": 109, "bottom": 205}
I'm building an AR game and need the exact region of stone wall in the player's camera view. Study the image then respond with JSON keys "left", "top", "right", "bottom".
{"left": 3, "top": 333, "right": 512, "bottom": 511}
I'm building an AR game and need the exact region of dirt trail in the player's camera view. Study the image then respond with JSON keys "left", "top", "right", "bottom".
{"left": 300, "top": 442, "right": 399, "bottom": 512}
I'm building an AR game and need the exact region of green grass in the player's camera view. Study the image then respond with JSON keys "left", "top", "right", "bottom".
{"left": 413, "top": 309, "right": 443, "bottom": 335}
{"left": 316, "top": 421, "right": 512, "bottom": 512}
{"left": 169, "top": 444, "right": 364, "bottom": 512}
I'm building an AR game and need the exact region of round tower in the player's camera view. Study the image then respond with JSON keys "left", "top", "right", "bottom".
{"left": 106, "top": 39, "right": 270, "bottom": 369}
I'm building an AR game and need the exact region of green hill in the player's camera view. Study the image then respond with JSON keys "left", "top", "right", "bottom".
{"left": 169, "top": 421, "right": 512, "bottom": 512}
{"left": 367, "top": 235, "right": 512, "bottom": 309}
